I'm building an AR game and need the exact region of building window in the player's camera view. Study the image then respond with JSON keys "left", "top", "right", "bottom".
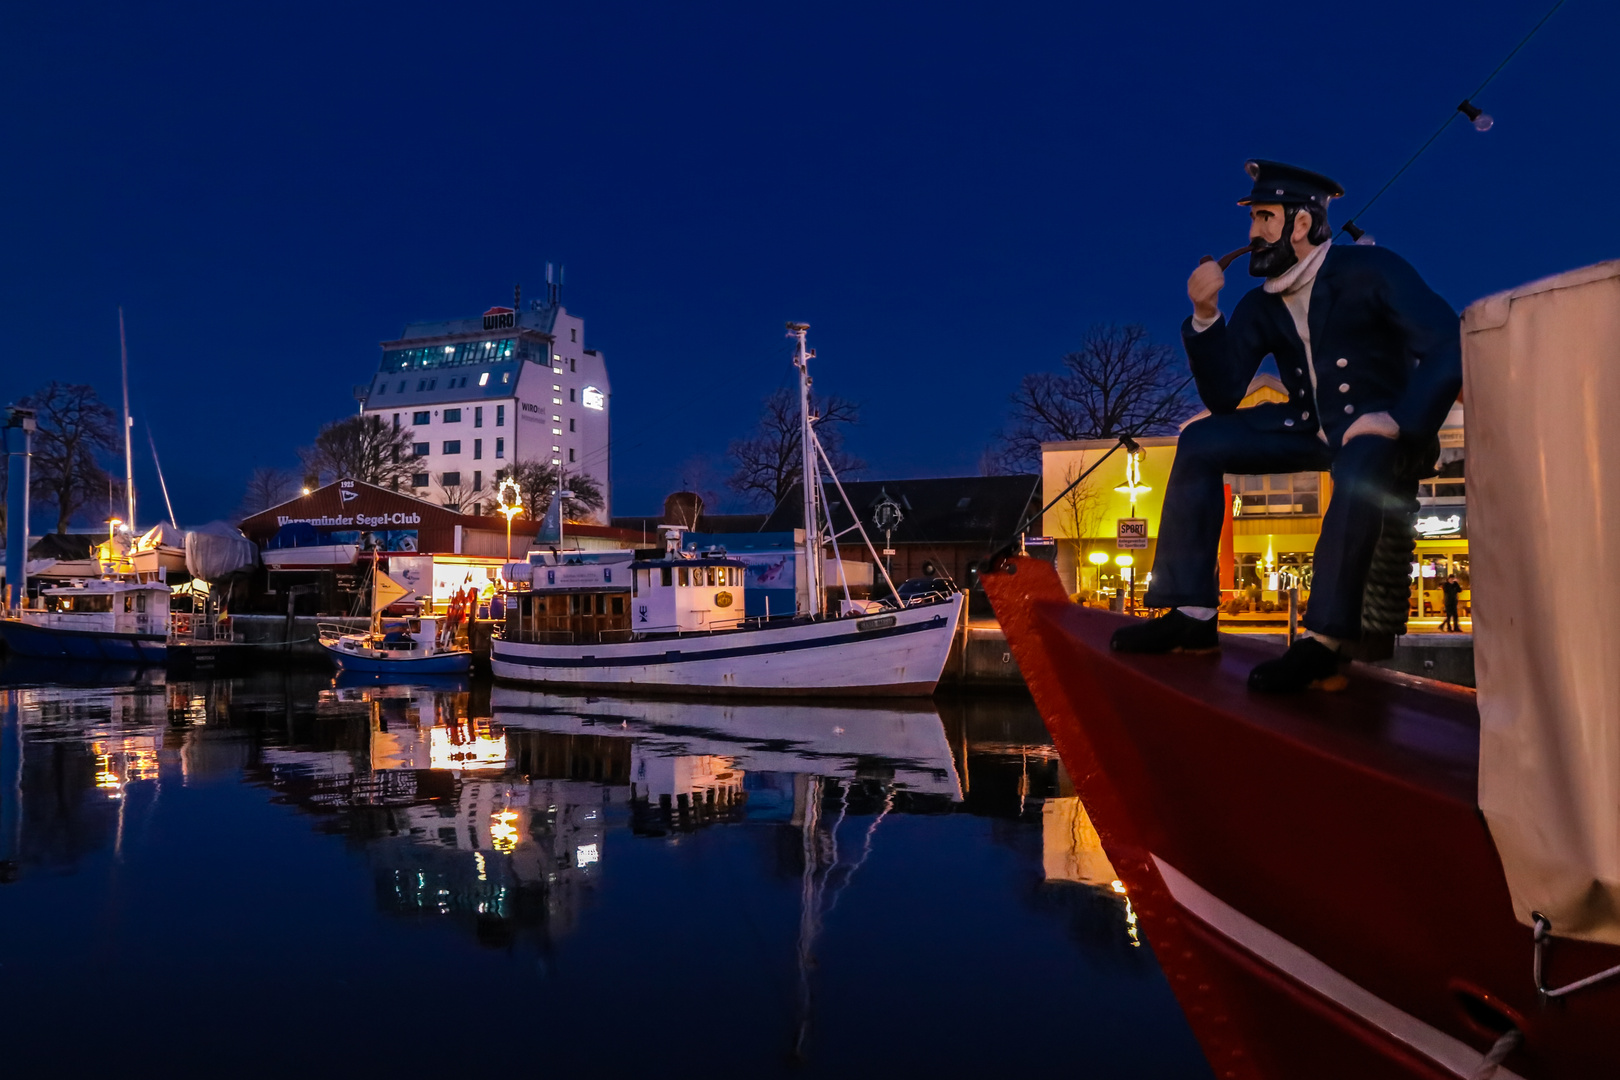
{"left": 502, "top": 372, "right": 510, "bottom": 384}
{"left": 443, "top": 471, "right": 461, "bottom": 487}
{"left": 552, "top": 414, "right": 560, "bottom": 422}
{"left": 473, "top": 438, "right": 482, "bottom": 460}
{"left": 442, "top": 440, "right": 461, "bottom": 454}
{"left": 553, "top": 384, "right": 561, "bottom": 392}
{"left": 571, "top": 328, "right": 577, "bottom": 342}
{"left": 569, "top": 389, "right": 576, "bottom": 402}
{"left": 569, "top": 418, "right": 575, "bottom": 432}
{"left": 553, "top": 397, "right": 562, "bottom": 405}
{"left": 568, "top": 448, "right": 576, "bottom": 463}
{"left": 474, "top": 407, "right": 483, "bottom": 428}
{"left": 397, "top": 381, "right": 406, "bottom": 393}
{"left": 473, "top": 470, "right": 482, "bottom": 491}
{"left": 479, "top": 372, "right": 489, "bottom": 387}
{"left": 552, "top": 458, "right": 561, "bottom": 465}
{"left": 416, "top": 380, "right": 427, "bottom": 392}
{"left": 444, "top": 408, "right": 461, "bottom": 423}
{"left": 1226, "top": 471, "right": 1321, "bottom": 516}
{"left": 495, "top": 438, "right": 504, "bottom": 459}
{"left": 391, "top": 447, "right": 399, "bottom": 465}
{"left": 496, "top": 405, "right": 505, "bottom": 427}
{"left": 552, "top": 428, "right": 562, "bottom": 436}
{"left": 392, "top": 413, "right": 400, "bottom": 430}
{"left": 472, "top": 501, "right": 481, "bottom": 516}
{"left": 552, "top": 445, "right": 560, "bottom": 452}
{"left": 376, "top": 382, "right": 386, "bottom": 395}
{"left": 413, "top": 411, "right": 431, "bottom": 425}
{"left": 570, "top": 358, "right": 576, "bottom": 372}
{"left": 412, "top": 442, "right": 429, "bottom": 457}
{"left": 412, "top": 472, "right": 430, "bottom": 488}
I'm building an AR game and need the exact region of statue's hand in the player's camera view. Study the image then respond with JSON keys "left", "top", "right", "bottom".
{"left": 1189, "top": 260, "right": 1224, "bottom": 322}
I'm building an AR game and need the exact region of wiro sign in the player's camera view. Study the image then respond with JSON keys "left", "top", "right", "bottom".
{"left": 483, "top": 306, "right": 516, "bottom": 331}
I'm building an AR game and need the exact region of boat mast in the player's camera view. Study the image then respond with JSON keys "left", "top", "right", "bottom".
{"left": 788, "top": 322, "right": 822, "bottom": 616}
{"left": 117, "top": 307, "right": 136, "bottom": 533}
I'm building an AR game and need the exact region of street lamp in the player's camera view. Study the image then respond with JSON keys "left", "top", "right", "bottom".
{"left": 496, "top": 478, "right": 524, "bottom": 562}
{"left": 1115, "top": 553, "right": 1135, "bottom": 614}
{"left": 1114, "top": 450, "right": 1152, "bottom": 517}
{"left": 1088, "top": 549, "right": 1108, "bottom": 599}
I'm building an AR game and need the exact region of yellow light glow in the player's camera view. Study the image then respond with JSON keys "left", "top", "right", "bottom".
{"left": 1114, "top": 554, "right": 1133, "bottom": 568}
{"left": 496, "top": 478, "right": 524, "bottom": 522}
{"left": 490, "top": 810, "right": 521, "bottom": 853}
{"left": 301, "top": 487, "right": 311, "bottom": 495}
{"left": 1110, "top": 879, "right": 1127, "bottom": 894}
{"left": 1088, "top": 551, "right": 1109, "bottom": 566}
{"left": 1113, "top": 450, "right": 1152, "bottom": 499}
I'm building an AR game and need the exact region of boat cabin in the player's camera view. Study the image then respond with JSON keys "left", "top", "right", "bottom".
{"left": 24, "top": 579, "right": 171, "bottom": 637}
{"left": 500, "top": 547, "right": 748, "bottom": 642}
{"left": 629, "top": 556, "right": 747, "bottom": 634}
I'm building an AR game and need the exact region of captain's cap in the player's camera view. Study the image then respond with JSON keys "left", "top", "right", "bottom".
{"left": 1237, "top": 159, "right": 1344, "bottom": 208}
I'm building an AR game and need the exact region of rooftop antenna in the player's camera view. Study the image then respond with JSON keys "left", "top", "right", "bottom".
{"left": 546, "top": 261, "right": 559, "bottom": 305}
{"left": 514, "top": 282, "right": 521, "bottom": 310}
{"left": 118, "top": 307, "right": 136, "bottom": 534}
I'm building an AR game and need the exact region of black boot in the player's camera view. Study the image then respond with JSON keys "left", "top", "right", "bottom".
{"left": 1110, "top": 609, "right": 1219, "bottom": 654}
{"left": 1247, "top": 637, "right": 1346, "bottom": 693}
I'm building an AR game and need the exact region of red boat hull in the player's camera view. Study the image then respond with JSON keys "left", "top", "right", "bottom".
{"left": 983, "top": 556, "right": 1620, "bottom": 1079}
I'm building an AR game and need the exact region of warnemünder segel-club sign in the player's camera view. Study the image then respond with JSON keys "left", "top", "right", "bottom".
{"left": 275, "top": 512, "right": 423, "bottom": 528}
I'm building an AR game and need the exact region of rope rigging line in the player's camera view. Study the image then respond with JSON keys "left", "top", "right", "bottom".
{"left": 1340, "top": 0, "right": 1570, "bottom": 239}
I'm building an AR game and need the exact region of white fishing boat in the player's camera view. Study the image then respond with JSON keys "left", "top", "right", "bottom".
{"left": 490, "top": 323, "right": 965, "bottom": 697}
{"left": 0, "top": 578, "right": 170, "bottom": 663}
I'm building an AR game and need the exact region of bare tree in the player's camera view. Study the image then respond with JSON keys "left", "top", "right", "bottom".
{"left": 239, "top": 466, "right": 298, "bottom": 517}
{"left": 495, "top": 462, "right": 605, "bottom": 522}
{"left": 299, "top": 415, "right": 417, "bottom": 488}
{"left": 995, "top": 324, "right": 1191, "bottom": 471}
{"left": 1055, "top": 460, "right": 1106, "bottom": 543}
{"left": 19, "top": 383, "right": 121, "bottom": 533}
{"left": 437, "top": 472, "right": 477, "bottom": 514}
{"left": 726, "top": 388, "right": 863, "bottom": 509}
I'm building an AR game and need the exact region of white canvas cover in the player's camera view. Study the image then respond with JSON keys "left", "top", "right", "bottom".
{"left": 136, "top": 521, "right": 185, "bottom": 551}
{"left": 184, "top": 521, "right": 260, "bottom": 582}
{"left": 1467, "top": 259, "right": 1620, "bottom": 945}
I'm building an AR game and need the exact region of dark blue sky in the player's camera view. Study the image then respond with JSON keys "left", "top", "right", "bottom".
{"left": 2, "top": 1, "right": 1612, "bottom": 525}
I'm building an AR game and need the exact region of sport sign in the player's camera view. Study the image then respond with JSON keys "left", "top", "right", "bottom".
{"left": 1116, "top": 518, "right": 1149, "bottom": 550}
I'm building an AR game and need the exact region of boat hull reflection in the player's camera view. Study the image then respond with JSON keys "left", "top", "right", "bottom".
{"left": 490, "top": 687, "right": 963, "bottom": 800}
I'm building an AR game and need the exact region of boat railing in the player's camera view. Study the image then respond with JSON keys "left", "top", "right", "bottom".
{"left": 169, "top": 612, "right": 238, "bottom": 644}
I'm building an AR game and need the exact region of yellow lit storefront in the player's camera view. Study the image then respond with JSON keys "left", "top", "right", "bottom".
{"left": 1041, "top": 377, "right": 1468, "bottom": 625}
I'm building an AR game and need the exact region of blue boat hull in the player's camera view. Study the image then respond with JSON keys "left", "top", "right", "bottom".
{"left": 0, "top": 619, "right": 167, "bottom": 664}
{"left": 319, "top": 642, "right": 471, "bottom": 675}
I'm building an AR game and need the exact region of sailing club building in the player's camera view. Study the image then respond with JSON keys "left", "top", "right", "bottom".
{"left": 356, "top": 292, "right": 612, "bottom": 522}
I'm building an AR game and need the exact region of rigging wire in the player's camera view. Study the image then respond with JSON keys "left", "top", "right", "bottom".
{"left": 1340, "top": 0, "right": 1569, "bottom": 239}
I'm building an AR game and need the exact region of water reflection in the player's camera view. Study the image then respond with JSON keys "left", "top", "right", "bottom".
{"left": 0, "top": 672, "right": 1207, "bottom": 1076}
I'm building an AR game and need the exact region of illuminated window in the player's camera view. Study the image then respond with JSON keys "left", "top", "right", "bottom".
{"left": 679, "top": 567, "right": 689, "bottom": 586}
{"left": 552, "top": 428, "right": 562, "bottom": 436}
{"left": 551, "top": 457, "right": 560, "bottom": 465}
{"left": 1225, "top": 471, "right": 1320, "bottom": 516}
{"left": 478, "top": 372, "right": 489, "bottom": 386}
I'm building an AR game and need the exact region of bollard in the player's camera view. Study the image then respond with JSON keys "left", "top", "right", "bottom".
{"left": 1288, "top": 587, "right": 1299, "bottom": 645}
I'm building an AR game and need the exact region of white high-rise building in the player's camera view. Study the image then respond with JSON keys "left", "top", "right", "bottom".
{"left": 358, "top": 296, "right": 611, "bottom": 522}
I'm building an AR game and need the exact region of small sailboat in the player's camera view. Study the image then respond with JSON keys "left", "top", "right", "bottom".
{"left": 318, "top": 553, "right": 472, "bottom": 674}
{"left": 489, "top": 323, "right": 965, "bottom": 696}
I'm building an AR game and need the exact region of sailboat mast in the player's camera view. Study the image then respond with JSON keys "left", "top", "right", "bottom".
{"left": 118, "top": 307, "right": 135, "bottom": 533}
{"left": 788, "top": 322, "right": 822, "bottom": 615}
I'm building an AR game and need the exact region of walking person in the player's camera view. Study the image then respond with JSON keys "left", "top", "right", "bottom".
{"left": 1441, "top": 573, "right": 1463, "bottom": 632}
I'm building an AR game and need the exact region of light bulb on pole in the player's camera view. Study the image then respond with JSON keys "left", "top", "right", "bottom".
{"left": 496, "top": 478, "right": 524, "bottom": 563}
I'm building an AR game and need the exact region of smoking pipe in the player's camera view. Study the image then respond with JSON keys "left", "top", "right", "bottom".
{"left": 1200, "top": 240, "right": 1260, "bottom": 270}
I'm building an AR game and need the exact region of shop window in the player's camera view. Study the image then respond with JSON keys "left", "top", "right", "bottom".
{"left": 1227, "top": 471, "right": 1320, "bottom": 516}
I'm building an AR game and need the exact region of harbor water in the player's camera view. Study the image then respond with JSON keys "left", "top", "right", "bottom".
{"left": 0, "top": 668, "right": 1210, "bottom": 1078}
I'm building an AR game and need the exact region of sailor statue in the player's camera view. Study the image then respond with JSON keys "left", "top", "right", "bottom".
{"left": 1111, "top": 160, "right": 1462, "bottom": 691}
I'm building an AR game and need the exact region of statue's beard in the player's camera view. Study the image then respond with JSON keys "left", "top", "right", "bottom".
{"left": 1248, "top": 229, "right": 1298, "bottom": 278}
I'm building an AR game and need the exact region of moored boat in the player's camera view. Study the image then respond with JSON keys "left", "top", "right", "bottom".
{"left": 317, "top": 554, "right": 472, "bottom": 675}
{"left": 490, "top": 323, "right": 965, "bottom": 697}
{"left": 0, "top": 578, "right": 170, "bottom": 663}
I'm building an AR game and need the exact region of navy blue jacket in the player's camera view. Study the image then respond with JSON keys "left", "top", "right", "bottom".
{"left": 1180, "top": 244, "right": 1461, "bottom": 448}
